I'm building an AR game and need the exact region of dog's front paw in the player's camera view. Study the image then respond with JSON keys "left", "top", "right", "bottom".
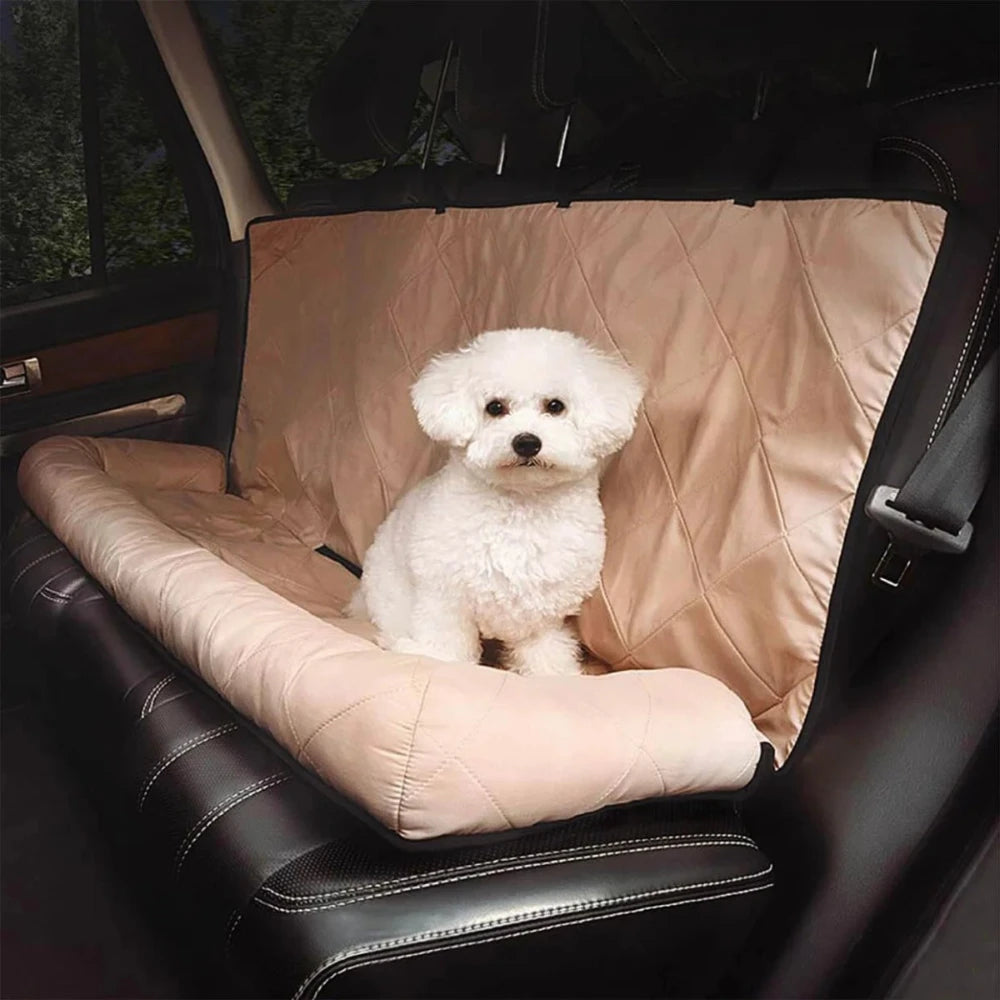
{"left": 506, "top": 626, "right": 583, "bottom": 677}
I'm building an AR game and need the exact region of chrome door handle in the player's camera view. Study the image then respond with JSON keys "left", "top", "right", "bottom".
{"left": 1, "top": 358, "right": 42, "bottom": 396}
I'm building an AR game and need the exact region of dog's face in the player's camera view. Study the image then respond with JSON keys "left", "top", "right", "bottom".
{"left": 411, "top": 328, "right": 645, "bottom": 490}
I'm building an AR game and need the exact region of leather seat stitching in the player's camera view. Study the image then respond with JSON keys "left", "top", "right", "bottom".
{"left": 881, "top": 135, "right": 957, "bottom": 199}
{"left": 137, "top": 723, "right": 240, "bottom": 810}
{"left": 257, "top": 833, "right": 756, "bottom": 903}
{"left": 960, "top": 293, "right": 997, "bottom": 399}
{"left": 293, "top": 876, "right": 773, "bottom": 999}
{"left": 893, "top": 80, "right": 999, "bottom": 107}
{"left": 4, "top": 529, "right": 54, "bottom": 561}
{"left": 146, "top": 688, "right": 193, "bottom": 715}
{"left": 145, "top": 675, "right": 179, "bottom": 716}
{"left": 257, "top": 840, "right": 764, "bottom": 915}
{"left": 880, "top": 143, "right": 945, "bottom": 194}
{"left": 34, "top": 589, "right": 70, "bottom": 607}
{"left": 38, "top": 564, "right": 86, "bottom": 591}
{"left": 9, "top": 548, "right": 62, "bottom": 589}
{"left": 28, "top": 574, "right": 81, "bottom": 611}
{"left": 140, "top": 675, "right": 174, "bottom": 720}
{"left": 174, "top": 773, "right": 289, "bottom": 875}
{"left": 38, "top": 583, "right": 82, "bottom": 600}
{"left": 224, "top": 908, "right": 245, "bottom": 954}
{"left": 927, "top": 231, "right": 998, "bottom": 444}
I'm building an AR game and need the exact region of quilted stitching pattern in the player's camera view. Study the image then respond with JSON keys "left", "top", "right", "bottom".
{"left": 234, "top": 198, "right": 945, "bottom": 757}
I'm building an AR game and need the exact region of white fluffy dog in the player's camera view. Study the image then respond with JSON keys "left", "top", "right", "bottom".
{"left": 350, "top": 327, "right": 644, "bottom": 676}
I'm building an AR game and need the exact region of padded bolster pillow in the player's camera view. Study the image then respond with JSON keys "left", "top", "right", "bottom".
{"left": 20, "top": 435, "right": 228, "bottom": 494}
{"left": 18, "top": 435, "right": 764, "bottom": 839}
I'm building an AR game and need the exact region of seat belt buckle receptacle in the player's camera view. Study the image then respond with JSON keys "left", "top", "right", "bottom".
{"left": 865, "top": 485, "right": 973, "bottom": 589}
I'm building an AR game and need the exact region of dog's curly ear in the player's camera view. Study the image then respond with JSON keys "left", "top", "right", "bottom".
{"left": 579, "top": 350, "right": 647, "bottom": 458}
{"left": 411, "top": 349, "right": 479, "bottom": 446}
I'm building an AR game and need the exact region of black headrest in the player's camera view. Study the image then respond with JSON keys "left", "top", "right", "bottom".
{"left": 454, "top": 1, "right": 582, "bottom": 132}
{"left": 447, "top": 1, "right": 584, "bottom": 170}
{"left": 589, "top": 1, "right": 1000, "bottom": 109}
{"left": 308, "top": 2, "right": 454, "bottom": 163}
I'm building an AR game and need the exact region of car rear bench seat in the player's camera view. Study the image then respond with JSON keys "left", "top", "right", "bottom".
{"left": 5, "top": 509, "right": 773, "bottom": 999}
{"left": 4, "top": 10, "right": 997, "bottom": 991}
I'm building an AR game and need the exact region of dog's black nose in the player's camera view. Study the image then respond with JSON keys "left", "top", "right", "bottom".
{"left": 512, "top": 433, "right": 542, "bottom": 458}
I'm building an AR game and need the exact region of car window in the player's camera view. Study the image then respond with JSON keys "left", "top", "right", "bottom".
{"left": 193, "top": 0, "right": 469, "bottom": 204}
{"left": 1, "top": 0, "right": 196, "bottom": 304}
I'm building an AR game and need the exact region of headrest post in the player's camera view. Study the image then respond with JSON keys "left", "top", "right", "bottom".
{"left": 421, "top": 40, "right": 455, "bottom": 171}
{"left": 865, "top": 46, "right": 879, "bottom": 89}
{"left": 496, "top": 133, "right": 507, "bottom": 175}
{"left": 556, "top": 107, "right": 573, "bottom": 168}
{"left": 752, "top": 71, "right": 769, "bottom": 121}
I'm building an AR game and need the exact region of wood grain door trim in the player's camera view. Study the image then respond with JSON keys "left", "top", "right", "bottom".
{"left": 0, "top": 309, "right": 218, "bottom": 400}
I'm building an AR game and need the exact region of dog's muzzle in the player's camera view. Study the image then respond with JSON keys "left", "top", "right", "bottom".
{"left": 512, "top": 433, "right": 542, "bottom": 458}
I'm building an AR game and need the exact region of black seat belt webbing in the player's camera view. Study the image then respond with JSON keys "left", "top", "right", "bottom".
{"left": 894, "top": 349, "right": 998, "bottom": 534}
{"left": 865, "top": 348, "right": 998, "bottom": 589}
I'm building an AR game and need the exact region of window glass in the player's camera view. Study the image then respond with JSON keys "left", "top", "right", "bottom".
{"left": 0, "top": 0, "right": 196, "bottom": 301}
{"left": 194, "top": 0, "right": 468, "bottom": 202}
{"left": 96, "top": 6, "right": 194, "bottom": 273}
{"left": 1, "top": 0, "right": 90, "bottom": 290}
{"left": 196, "top": 1, "right": 371, "bottom": 201}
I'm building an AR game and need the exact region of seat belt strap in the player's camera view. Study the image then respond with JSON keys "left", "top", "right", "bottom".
{"left": 865, "top": 348, "right": 998, "bottom": 589}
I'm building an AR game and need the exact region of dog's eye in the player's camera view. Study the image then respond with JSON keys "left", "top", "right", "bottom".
{"left": 544, "top": 398, "right": 566, "bottom": 415}
{"left": 485, "top": 399, "right": 508, "bottom": 417}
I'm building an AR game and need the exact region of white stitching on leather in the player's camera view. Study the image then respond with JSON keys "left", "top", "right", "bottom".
{"left": 28, "top": 587, "right": 70, "bottom": 613}
{"left": 140, "top": 676, "right": 174, "bottom": 720}
{"left": 4, "top": 530, "right": 52, "bottom": 562}
{"left": 38, "top": 589, "right": 70, "bottom": 604}
{"left": 894, "top": 81, "right": 999, "bottom": 107}
{"left": 928, "top": 232, "right": 999, "bottom": 445}
{"left": 960, "top": 292, "right": 997, "bottom": 399}
{"left": 9, "top": 548, "right": 62, "bottom": 589}
{"left": 225, "top": 908, "right": 245, "bottom": 954}
{"left": 257, "top": 836, "right": 759, "bottom": 909}
{"left": 26, "top": 567, "right": 85, "bottom": 612}
{"left": 880, "top": 144, "right": 944, "bottom": 193}
{"left": 294, "top": 879, "right": 773, "bottom": 1000}
{"left": 173, "top": 774, "right": 288, "bottom": 875}
{"left": 881, "top": 136, "right": 957, "bottom": 199}
{"left": 137, "top": 724, "right": 240, "bottom": 811}
{"left": 148, "top": 689, "right": 193, "bottom": 713}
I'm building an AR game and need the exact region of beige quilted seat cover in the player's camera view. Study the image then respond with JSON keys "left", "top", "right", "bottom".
{"left": 18, "top": 198, "right": 946, "bottom": 838}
